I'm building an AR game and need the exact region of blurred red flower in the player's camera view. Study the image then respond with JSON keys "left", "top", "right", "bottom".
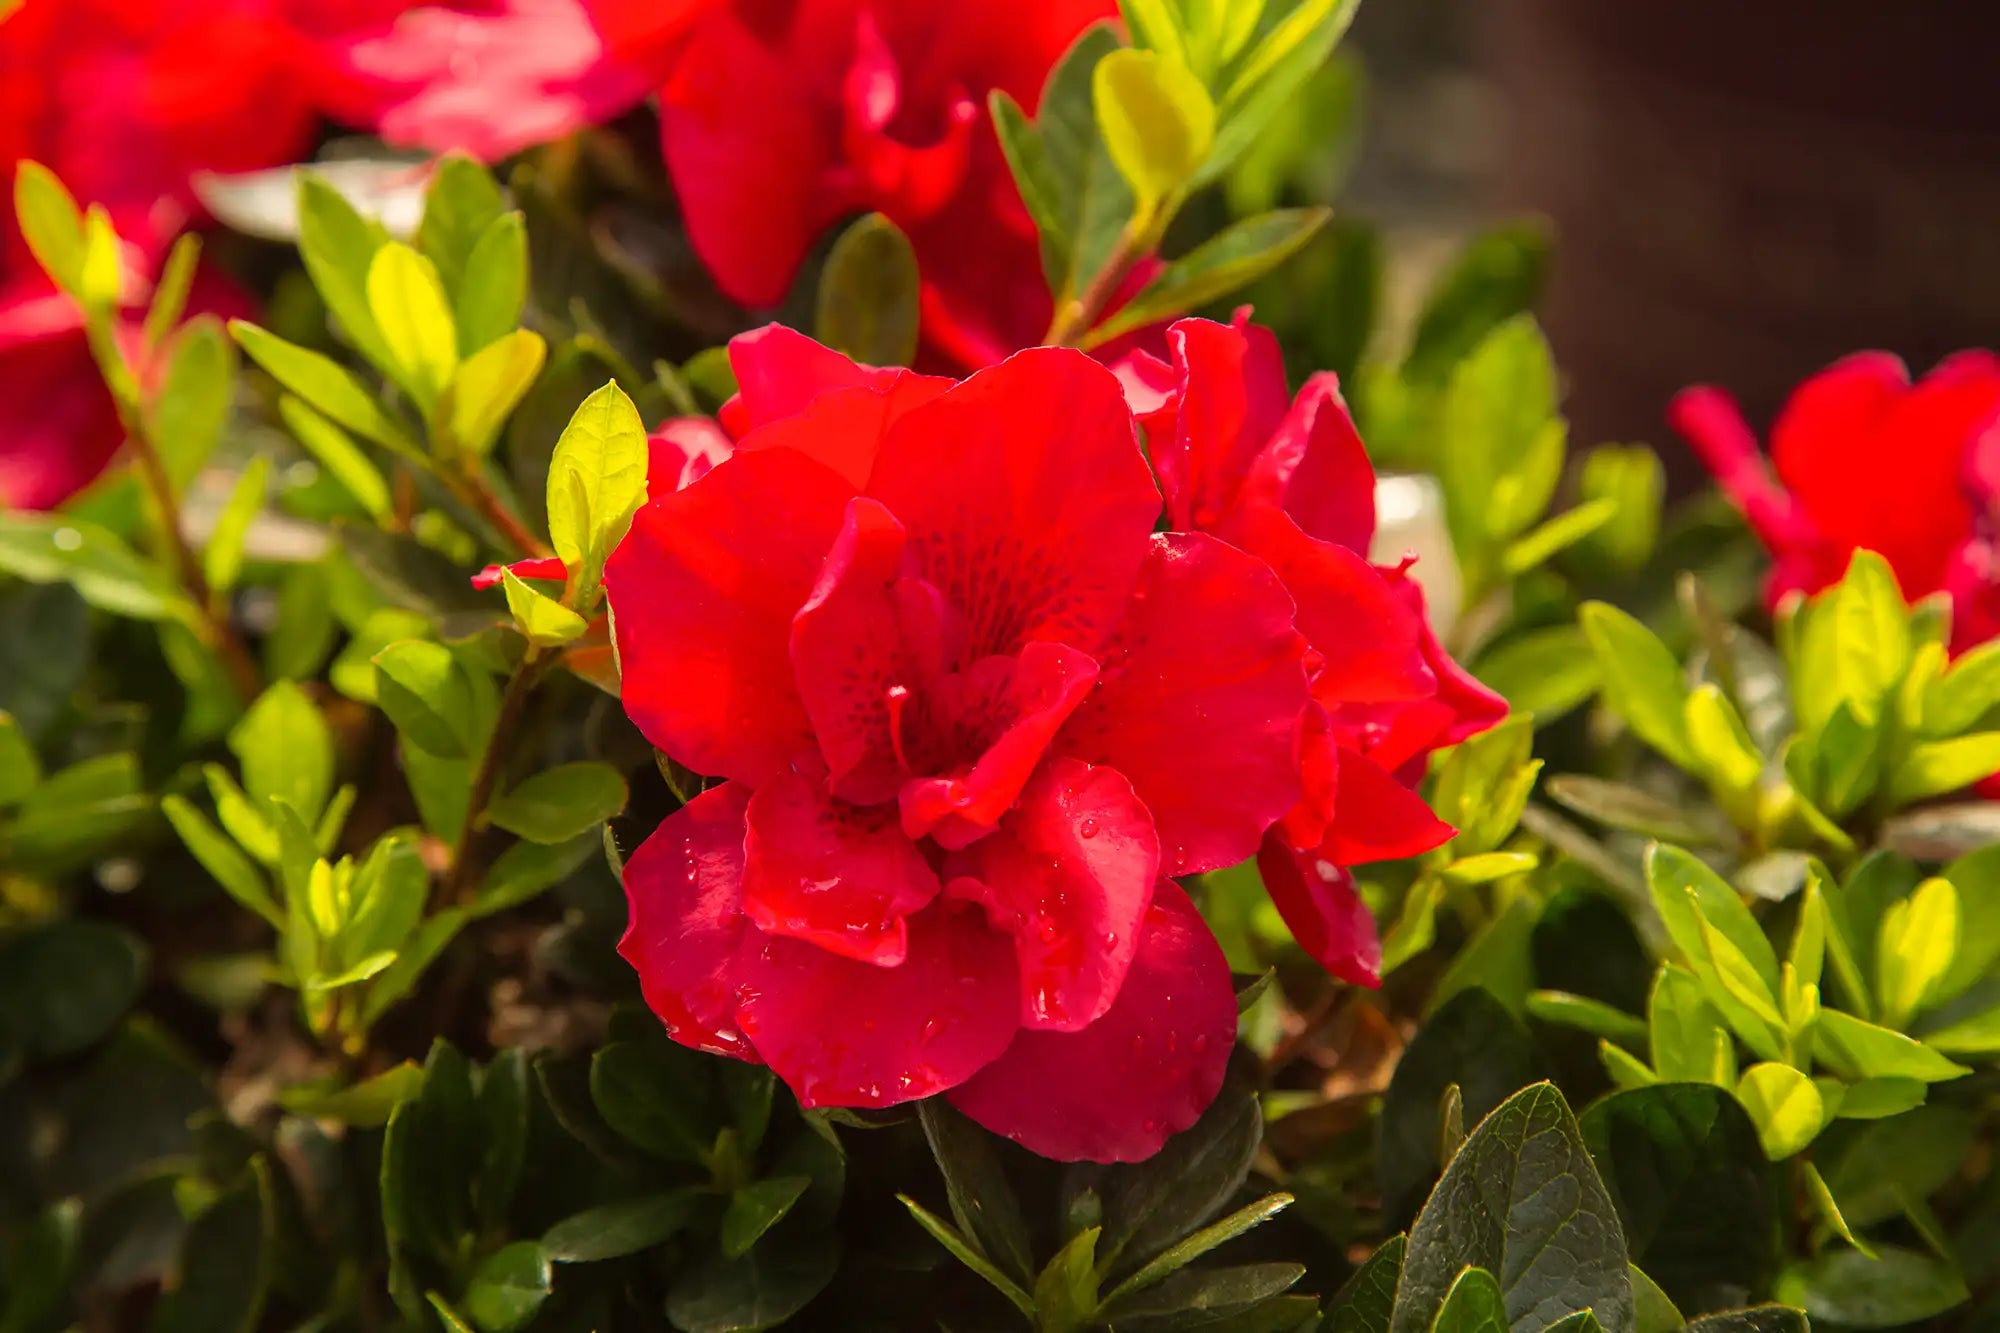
{"left": 1673, "top": 352, "right": 2000, "bottom": 650}
{"left": 1124, "top": 315, "right": 1507, "bottom": 986}
{"left": 657, "top": 0, "right": 1113, "bottom": 368}
{"left": 606, "top": 330, "right": 1309, "bottom": 1160}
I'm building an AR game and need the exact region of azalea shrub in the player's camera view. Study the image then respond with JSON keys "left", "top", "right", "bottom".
{"left": 4, "top": 1, "right": 1999, "bottom": 1331}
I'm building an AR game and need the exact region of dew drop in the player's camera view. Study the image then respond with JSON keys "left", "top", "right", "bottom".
{"left": 1078, "top": 817, "right": 1099, "bottom": 839}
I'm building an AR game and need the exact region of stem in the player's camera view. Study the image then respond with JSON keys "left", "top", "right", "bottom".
{"left": 443, "top": 647, "right": 551, "bottom": 908}
{"left": 1043, "top": 222, "right": 1149, "bottom": 348}
{"left": 86, "top": 318, "right": 263, "bottom": 702}
{"left": 447, "top": 468, "right": 553, "bottom": 561}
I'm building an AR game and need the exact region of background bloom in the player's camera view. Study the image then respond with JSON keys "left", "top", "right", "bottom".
{"left": 1128, "top": 314, "right": 1506, "bottom": 985}
{"left": 1673, "top": 351, "right": 2000, "bottom": 650}
{"left": 608, "top": 333, "right": 1309, "bottom": 1160}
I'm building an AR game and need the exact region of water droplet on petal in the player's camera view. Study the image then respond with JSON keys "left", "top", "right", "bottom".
{"left": 1078, "top": 817, "right": 1099, "bottom": 839}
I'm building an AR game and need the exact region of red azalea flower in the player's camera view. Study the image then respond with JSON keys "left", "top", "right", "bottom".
{"left": 1672, "top": 351, "right": 2000, "bottom": 652}
{"left": 606, "top": 332, "right": 1311, "bottom": 1161}
{"left": 658, "top": 0, "right": 1114, "bottom": 369}
{"left": 332, "top": 0, "right": 726, "bottom": 161}
{"left": 1126, "top": 314, "right": 1507, "bottom": 986}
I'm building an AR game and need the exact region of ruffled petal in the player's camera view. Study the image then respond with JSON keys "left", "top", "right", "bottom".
{"left": 471, "top": 555, "right": 569, "bottom": 590}
{"left": 734, "top": 375, "right": 952, "bottom": 490}
{"left": 1257, "top": 831, "right": 1381, "bottom": 987}
{"left": 1059, "top": 533, "right": 1309, "bottom": 876}
{"left": 741, "top": 771, "right": 940, "bottom": 967}
{"left": 1255, "top": 373, "right": 1377, "bottom": 555}
{"left": 866, "top": 347, "right": 1160, "bottom": 657}
{"left": 732, "top": 898, "right": 1019, "bottom": 1108}
{"left": 948, "top": 880, "right": 1235, "bottom": 1163}
{"left": 649, "top": 416, "right": 733, "bottom": 493}
{"left": 721, "top": 323, "right": 948, "bottom": 440}
{"left": 900, "top": 642, "right": 1100, "bottom": 848}
{"left": 944, "top": 758, "right": 1158, "bottom": 1032}
{"left": 1155, "top": 316, "right": 1291, "bottom": 533}
{"left": 1317, "top": 746, "right": 1455, "bottom": 865}
{"left": 605, "top": 447, "right": 853, "bottom": 784}
{"left": 616, "top": 782, "right": 758, "bottom": 1060}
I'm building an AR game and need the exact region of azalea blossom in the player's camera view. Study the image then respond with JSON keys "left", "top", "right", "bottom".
{"left": 1673, "top": 351, "right": 2000, "bottom": 650}
{"left": 1121, "top": 315, "right": 1506, "bottom": 985}
{"left": 606, "top": 329, "right": 1317, "bottom": 1160}
{"left": 657, "top": 0, "right": 1114, "bottom": 368}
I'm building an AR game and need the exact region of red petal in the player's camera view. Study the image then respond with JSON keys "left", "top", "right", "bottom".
{"left": 1318, "top": 746, "right": 1455, "bottom": 864}
{"left": 0, "top": 323, "right": 123, "bottom": 510}
{"left": 948, "top": 880, "right": 1235, "bottom": 1163}
{"left": 605, "top": 448, "right": 852, "bottom": 784}
{"left": 1668, "top": 384, "right": 1822, "bottom": 560}
{"left": 1225, "top": 503, "right": 1435, "bottom": 705}
{"left": 1155, "top": 317, "right": 1291, "bottom": 533}
{"left": 616, "top": 782, "right": 758, "bottom": 1060}
{"left": 721, "top": 323, "right": 948, "bottom": 439}
{"left": 866, "top": 347, "right": 1160, "bottom": 657}
{"left": 735, "top": 376, "right": 952, "bottom": 491}
{"left": 945, "top": 758, "right": 1159, "bottom": 1032}
{"left": 741, "top": 772, "right": 940, "bottom": 966}
{"left": 1256, "top": 373, "right": 1377, "bottom": 555}
{"left": 1257, "top": 831, "right": 1382, "bottom": 987}
{"left": 900, "top": 642, "right": 1100, "bottom": 848}
{"left": 648, "top": 417, "right": 733, "bottom": 493}
{"left": 471, "top": 555, "right": 569, "bottom": 590}
{"left": 732, "top": 898, "right": 1019, "bottom": 1109}
{"left": 1060, "top": 533, "right": 1309, "bottom": 876}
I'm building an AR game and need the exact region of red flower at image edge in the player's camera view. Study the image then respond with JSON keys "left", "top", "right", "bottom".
{"left": 1120, "top": 314, "right": 1507, "bottom": 986}
{"left": 605, "top": 334, "right": 1318, "bottom": 1161}
{"left": 0, "top": 0, "right": 405, "bottom": 509}
{"left": 658, "top": 0, "right": 1115, "bottom": 369}
{"left": 1672, "top": 351, "right": 2000, "bottom": 651}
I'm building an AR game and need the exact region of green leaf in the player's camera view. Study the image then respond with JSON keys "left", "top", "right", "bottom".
{"left": 1389, "top": 1083, "right": 1634, "bottom": 1333}
{"left": 1813, "top": 1009, "right": 1969, "bottom": 1083}
{"left": 381, "top": 1041, "right": 479, "bottom": 1266}
{"left": 1577, "top": 444, "right": 1665, "bottom": 572}
{"left": 1918, "top": 1003, "right": 2000, "bottom": 1055}
{"left": 152, "top": 1173, "right": 269, "bottom": 1333}
{"left": 1441, "top": 317, "right": 1566, "bottom": 561}
{"left": 1733, "top": 1063, "right": 1823, "bottom": 1159}
{"left": 201, "top": 454, "right": 270, "bottom": 596}
{"left": 0, "top": 512, "right": 194, "bottom": 624}
{"left": 363, "top": 909, "right": 466, "bottom": 1027}
{"left": 1119, "top": 0, "right": 1188, "bottom": 63}
{"left": 1473, "top": 625, "right": 1600, "bottom": 727}
{"left": 417, "top": 153, "right": 507, "bottom": 303}
{"left": 1832, "top": 550, "right": 1911, "bottom": 725}
{"left": 1802, "top": 1160, "right": 1875, "bottom": 1258}
{"left": 1686, "top": 683, "right": 1764, "bottom": 804}
{"left": 1430, "top": 1268, "right": 1508, "bottom": 1333}
{"left": 989, "top": 88, "right": 1071, "bottom": 287}
{"left": 1380, "top": 987, "right": 1540, "bottom": 1225}
{"left": 1579, "top": 1084, "right": 1777, "bottom": 1311}
{"left": 1922, "top": 636, "right": 2000, "bottom": 735}
{"left": 1101, "top": 1193, "right": 1293, "bottom": 1308}
{"left": 473, "top": 832, "right": 595, "bottom": 919}
{"left": 229, "top": 681, "right": 334, "bottom": 825}
{"left": 485, "top": 761, "right": 627, "bottom": 843}
{"left": 278, "top": 395, "right": 391, "bottom": 521}
{"left": 1428, "top": 896, "right": 1539, "bottom": 1017}
{"left": 1094, "top": 49, "right": 1216, "bottom": 222}
{"left": 1100, "top": 1074, "right": 1262, "bottom": 1276}
{"left": 455, "top": 212, "right": 528, "bottom": 355}
{"left": 14, "top": 161, "right": 85, "bottom": 296}
{"left": 917, "top": 1098, "right": 1035, "bottom": 1286}
{"left": 1502, "top": 498, "right": 1618, "bottom": 578}
{"left": 1202, "top": 0, "right": 1361, "bottom": 187}
{"left": 0, "top": 711, "right": 39, "bottom": 806}
{"left": 542, "top": 1189, "right": 699, "bottom": 1263}
{"left": 664, "top": 1233, "right": 841, "bottom": 1333}
{"left": 148, "top": 318, "right": 237, "bottom": 491}
{"left": 1683, "top": 1308, "right": 1808, "bottom": 1333}
{"left": 1628, "top": 1267, "right": 1684, "bottom": 1333}
{"left": 720, "top": 1175, "right": 811, "bottom": 1261}
{"left": 814, "top": 212, "right": 920, "bottom": 368}
{"left": 341, "top": 830, "right": 428, "bottom": 965}
{"left": 1401, "top": 221, "right": 1552, "bottom": 387}
{"left": 1032, "top": 1226, "right": 1101, "bottom": 1331}
{"left": 500, "top": 568, "right": 586, "bottom": 647}
{"left": 1096, "top": 1262, "right": 1305, "bottom": 1321}
{"left": 0, "top": 1199, "right": 82, "bottom": 1333}
{"left": 1876, "top": 876, "right": 1958, "bottom": 1028}
{"left": 1646, "top": 845, "right": 1782, "bottom": 1048}
{"left": 441, "top": 329, "right": 547, "bottom": 460}
{"left": 1774, "top": 1245, "right": 1967, "bottom": 1327}
{"left": 1083, "top": 206, "right": 1330, "bottom": 346}
{"left": 461, "top": 1240, "right": 550, "bottom": 1333}
{"left": 1544, "top": 775, "right": 1728, "bottom": 845}
{"left": 1580, "top": 603, "right": 1695, "bottom": 769}
{"left": 279, "top": 1060, "right": 424, "bottom": 1127}
{"left": 1034, "top": 23, "right": 1133, "bottom": 297}
{"left": 231, "top": 321, "right": 419, "bottom": 456}
{"left": 373, "top": 639, "right": 483, "bottom": 759}
{"left": 1889, "top": 733, "right": 2000, "bottom": 805}
{"left": 160, "top": 794, "right": 281, "bottom": 928}
{"left": 0, "top": 920, "right": 147, "bottom": 1059}
{"left": 1526, "top": 991, "right": 1648, "bottom": 1046}
{"left": 1325, "top": 1234, "right": 1403, "bottom": 1333}
{"left": 366, "top": 242, "right": 458, "bottom": 409}
{"left": 546, "top": 381, "right": 648, "bottom": 589}
{"left": 899, "top": 1195, "right": 1037, "bottom": 1319}
{"left": 295, "top": 171, "right": 393, "bottom": 371}
{"left": 589, "top": 1040, "right": 715, "bottom": 1165}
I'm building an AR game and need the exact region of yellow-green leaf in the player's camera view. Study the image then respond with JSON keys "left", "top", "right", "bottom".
{"left": 1735, "top": 1062, "right": 1823, "bottom": 1159}
{"left": 547, "top": 381, "right": 648, "bottom": 587}
{"left": 202, "top": 455, "right": 271, "bottom": 596}
{"left": 366, "top": 242, "right": 458, "bottom": 409}
{"left": 501, "top": 569, "right": 587, "bottom": 648}
{"left": 1876, "top": 877, "right": 1958, "bottom": 1028}
{"left": 1093, "top": 49, "right": 1216, "bottom": 222}
{"left": 440, "top": 329, "right": 546, "bottom": 459}
{"left": 13, "top": 161, "right": 85, "bottom": 297}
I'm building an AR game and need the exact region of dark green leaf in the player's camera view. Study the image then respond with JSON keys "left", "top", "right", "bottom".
{"left": 0, "top": 1199, "right": 80, "bottom": 1333}
{"left": 590, "top": 1040, "right": 715, "bottom": 1165}
{"left": 151, "top": 1174, "right": 268, "bottom": 1333}
{"left": 664, "top": 1232, "right": 840, "bottom": 1333}
{"left": 1774, "top": 1245, "right": 1967, "bottom": 1327}
{"left": 814, "top": 213, "right": 919, "bottom": 369}
{"left": 1098, "top": 1262, "right": 1305, "bottom": 1320}
{"left": 1100, "top": 1073, "right": 1261, "bottom": 1276}
{"left": 1032, "top": 1226, "right": 1101, "bottom": 1332}
{"left": 917, "top": 1099, "right": 1035, "bottom": 1285}
{"left": 474, "top": 1049, "right": 530, "bottom": 1232}
{"left": 484, "top": 761, "right": 628, "bottom": 844}
{"left": 279, "top": 1060, "right": 424, "bottom": 1127}
{"left": 1821, "top": 1104, "right": 1976, "bottom": 1228}
{"left": 1032, "top": 22, "right": 1131, "bottom": 299}
{"left": 1430, "top": 1267, "right": 1508, "bottom": 1333}
{"left": 0, "top": 920, "right": 147, "bottom": 1060}
{"left": 473, "top": 832, "right": 596, "bottom": 918}
{"left": 363, "top": 909, "right": 467, "bottom": 1026}
{"left": 721, "top": 1176, "right": 811, "bottom": 1261}
{"left": 899, "top": 1195, "right": 1036, "bottom": 1318}
{"left": 1325, "top": 1234, "right": 1403, "bottom": 1333}
{"left": 1682, "top": 1307, "right": 1809, "bottom": 1333}
{"left": 1402, "top": 222, "right": 1551, "bottom": 386}
{"left": 1389, "top": 1083, "right": 1634, "bottom": 1333}
{"left": 1379, "top": 987, "right": 1539, "bottom": 1226}
{"left": 461, "top": 1241, "right": 550, "bottom": 1333}
{"left": 1579, "top": 1084, "right": 1777, "bottom": 1312}
{"left": 542, "top": 1190, "right": 699, "bottom": 1263}
{"left": 1102, "top": 1194, "right": 1293, "bottom": 1309}
{"left": 380, "top": 1040, "right": 478, "bottom": 1266}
